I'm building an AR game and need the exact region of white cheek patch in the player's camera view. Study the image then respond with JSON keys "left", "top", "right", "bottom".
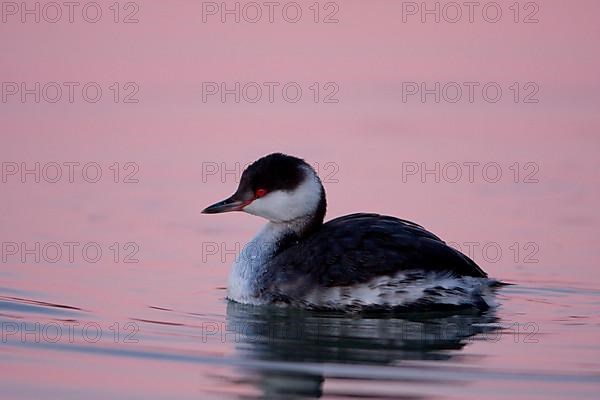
{"left": 243, "top": 167, "right": 322, "bottom": 223}
{"left": 243, "top": 191, "right": 295, "bottom": 223}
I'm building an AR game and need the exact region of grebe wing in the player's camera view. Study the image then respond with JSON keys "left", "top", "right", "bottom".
{"left": 268, "top": 213, "right": 487, "bottom": 288}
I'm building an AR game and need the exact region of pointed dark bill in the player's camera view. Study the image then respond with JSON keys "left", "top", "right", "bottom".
{"left": 202, "top": 194, "right": 252, "bottom": 214}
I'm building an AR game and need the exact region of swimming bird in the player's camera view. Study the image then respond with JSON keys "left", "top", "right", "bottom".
{"left": 202, "top": 153, "right": 496, "bottom": 311}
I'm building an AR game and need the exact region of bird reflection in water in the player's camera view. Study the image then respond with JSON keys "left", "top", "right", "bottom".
{"left": 224, "top": 302, "right": 500, "bottom": 399}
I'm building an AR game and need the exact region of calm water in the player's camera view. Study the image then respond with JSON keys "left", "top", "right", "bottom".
{"left": 1, "top": 162, "right": 599, "bottom": 399}
{"left": 2, "top": 1, "right": 600, "bottom": 398}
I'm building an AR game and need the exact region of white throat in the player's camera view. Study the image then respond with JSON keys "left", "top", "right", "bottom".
{"left": 227, "top": 222, "right": 293, "bottom": 304}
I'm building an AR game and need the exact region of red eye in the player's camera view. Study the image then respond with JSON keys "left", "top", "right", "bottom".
{"left": 255, "top": 188, "right": 267, "bottom": 198}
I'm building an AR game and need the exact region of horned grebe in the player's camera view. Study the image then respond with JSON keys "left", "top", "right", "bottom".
{"left": 203, "top": 153, "right": 496, "bottom": 311}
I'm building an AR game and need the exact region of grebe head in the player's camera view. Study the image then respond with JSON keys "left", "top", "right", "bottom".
{"left": 202, "top": 153, "right": 326, "bottom": 230}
